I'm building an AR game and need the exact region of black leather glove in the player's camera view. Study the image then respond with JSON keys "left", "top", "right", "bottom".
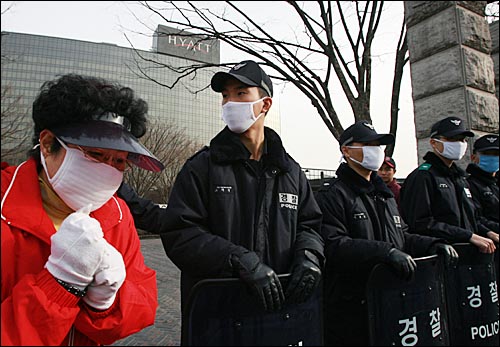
{"left": 285, "top": 250, "right": 322, "bottom": 305}
{"left": 386, "top": 248, "right": 416, "bottom": 281}
{"left": 429, "top": 243, "right": 459, "bottom": 267}
{"left": 231, "top": 252, "right": 284, "bottom": 312}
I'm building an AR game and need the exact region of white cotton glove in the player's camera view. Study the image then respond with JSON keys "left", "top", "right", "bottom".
{"left": 45, "top": 204, "right": 107, "bottom": 290}
{"left": 82, "top": 241, "right": 126, "bottom": 310}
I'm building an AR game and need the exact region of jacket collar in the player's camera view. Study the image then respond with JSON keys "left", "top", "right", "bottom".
{"left": 466, "top": 163, "right": 497, "bottom": 185}
{"left": 336, "top": 162, "right": 393, "bottom": 198}
{"left": 423, "top": 151, "right": 467, "bottom": 178}
{"left": 1, "top": 159, "right": 54, "bottom": 243}
{"left": 210, "top": 126, "right": 292, "bottom": 172}
{"left": 387, "top": 178, "right": 399, "bottom": 189}
{"left": 1, "top": 158, "right": 122, "bottom": 244}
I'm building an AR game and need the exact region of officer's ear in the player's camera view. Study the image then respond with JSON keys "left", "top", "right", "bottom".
{"left": 430, "top": 137, "right": 440, "bottom": 150}
{"left": 471, "top": 153, "right": 479, "bottom": 164}
{"left": 341, "top": 146, "right": 350, "bottom": 159}
{"left": 262, "top": 96, "right": 272, "bottom": 115}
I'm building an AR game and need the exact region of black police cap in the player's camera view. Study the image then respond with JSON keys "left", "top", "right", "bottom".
{"left": 339, "top": 120, "right": 395, "bottom": 148}
{"left": 430, "top": 116, "right": 474, "bottom": 138}
{"left": 211, "top": 60, "right": 273, "bottom": 97}
{"left": 473, "top": 134, "right": 499, "bottom": 152}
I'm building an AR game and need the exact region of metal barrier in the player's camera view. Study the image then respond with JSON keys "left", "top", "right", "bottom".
{"left": 301, "top": 168, "right": 336, "bottom": 181}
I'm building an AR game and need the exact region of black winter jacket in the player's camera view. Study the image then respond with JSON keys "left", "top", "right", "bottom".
{"left": 315, "top": 163, "right": 440, "bottom": 346}
{"left": 159, "top": 126, "right": 324, "bottom": 308}
{"left": 466, "top": 163, "right": 499, "bottom": 233}
{"left": 400, "top": 152, "right": 479, "bottom": 242}
{"left": 118, "top": 183, "right": 169, "bottom": 232}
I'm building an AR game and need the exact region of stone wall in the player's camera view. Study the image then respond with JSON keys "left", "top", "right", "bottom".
{"left": 405, "top": 1, "right": 499, "bottom": 169}
{"left": 490, "top": 20, "right": 499, "bottom": 103}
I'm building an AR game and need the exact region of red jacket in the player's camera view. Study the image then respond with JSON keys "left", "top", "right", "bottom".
{"left": 387, "top": 178, "right": 401, "bottom": 207}
{"left": 1, "top": 158, "right": 158, "bottom": 346}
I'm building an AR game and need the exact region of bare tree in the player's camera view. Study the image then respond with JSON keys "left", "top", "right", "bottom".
{"left": 387, "top": 23, "right": 408, "bottom": 156}
{"left": 1, "top": 18, "right": 32, "bottom": 164}
{"left": 1, "top": 86, "right": 31, "bottom": 164}
{"left": 1, "top": 2, "right": 15, "bottom": 15}
{"left": 130, "top": 1, "right": 408, "bottom": 156}
{"left": 124, "top": 118, "right": 203, "bottom": 202}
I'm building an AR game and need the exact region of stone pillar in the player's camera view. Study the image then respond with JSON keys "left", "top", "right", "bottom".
{"left": 404, "top": 1, "right": 499, "bottom": 169}
{"left": 490, "top": 20, "right": 499, "bottom": 104}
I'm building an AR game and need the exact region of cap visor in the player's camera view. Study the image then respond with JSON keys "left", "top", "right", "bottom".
{"left": 476, "top": 146, "right": 499, "bottom": 152}
{"left": 358, "top": 133, "right": 395, "bottom": 145}
{"left": 442, "top": 129, "right": 475, "bottom": 138}
{"left": 53, "top": 121, "right": 164, "bottom": 172}
{"left": 211, "top": 71, "right": 259, "bottom": 92}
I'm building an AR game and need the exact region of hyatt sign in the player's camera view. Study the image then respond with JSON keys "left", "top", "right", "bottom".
{"left": 154, "top": 25, "right": 220, "bottom": 64}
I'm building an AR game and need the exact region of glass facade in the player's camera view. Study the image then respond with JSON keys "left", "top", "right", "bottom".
{"left": 1, "top": 30, "right": 281, "bottom": 150}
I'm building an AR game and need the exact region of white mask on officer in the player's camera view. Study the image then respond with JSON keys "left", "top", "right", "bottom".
{"left": 347, "top": 145, "right": 385, "bottom": 171}
{"left": 40, "top": 138, "right": 123, "bottom": 212}
{"left": 221, "top": 98, "right": 265, "bottom": 134}
{"left": 434, "top": 139, "right": 467, "bottom": 161}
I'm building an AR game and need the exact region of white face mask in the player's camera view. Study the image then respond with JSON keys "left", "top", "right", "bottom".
{"left": 40, "top": 138, "right": 124, "bottom": 212}
{"left": 221, "top": 98, "right": 265, "bottom": 133}
{"left": 347, "top": 145, "right": 385, "bottom": 171}
{"left": 434, "top": 139, "right": 467, "bottom": 160}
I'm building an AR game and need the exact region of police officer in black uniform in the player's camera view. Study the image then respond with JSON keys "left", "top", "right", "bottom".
{"left": 466, "top": 134, "right": 499, "bottom": 243}
{"left": 400, "top": 116, "right": 496, "bottom": 254}
{"left": 119, "top": 61, "right": 324, "bottom": 319}
{"left": 315, "top": 120, "right": 458, "bottom": 346}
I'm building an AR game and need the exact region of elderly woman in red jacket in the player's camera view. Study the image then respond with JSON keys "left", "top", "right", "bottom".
{"left": 1, "top": 74, "right": 164, "bottom": 346}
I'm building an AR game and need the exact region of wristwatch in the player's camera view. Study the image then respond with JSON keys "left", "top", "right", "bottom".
{"left": 55, "top": 278, "right": 87, "bottom": 298}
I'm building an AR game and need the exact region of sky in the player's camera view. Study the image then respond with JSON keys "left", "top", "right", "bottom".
{"left": 1, "top": 1, "right": 419, "bottom": 177}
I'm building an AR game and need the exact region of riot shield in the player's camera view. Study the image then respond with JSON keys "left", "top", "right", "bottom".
{"left": 495, "top": 249, "right": 499, "bottom": 288}
{"left": 366, "top": 254, "right": 449, "bottom": 346}
{"left": 181, "top": 274, "right": 323, "bottom": 346}
{"left": 445, "top": 243, "right": 499, "bottom": 346}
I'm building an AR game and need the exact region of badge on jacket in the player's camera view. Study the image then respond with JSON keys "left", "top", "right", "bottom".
{"left": 279, "top": 193, "right": 298, "bottom": 210}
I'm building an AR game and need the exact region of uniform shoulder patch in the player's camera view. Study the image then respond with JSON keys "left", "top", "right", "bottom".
{"left": 418, "top": 163, "right": 432, "bottom": 171}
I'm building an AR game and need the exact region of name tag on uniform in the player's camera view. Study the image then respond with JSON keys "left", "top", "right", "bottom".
{"left": 393, "top": 215, "right": 402, "bottom": 227}
{"left": 464, "top": 187, "right": 472, "bottom": 198}
{"left": 214, "top": 185, "right": 233, "bottom": 194}
{"left": 353, "top": 212, "right": 367, "bottom": 220}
